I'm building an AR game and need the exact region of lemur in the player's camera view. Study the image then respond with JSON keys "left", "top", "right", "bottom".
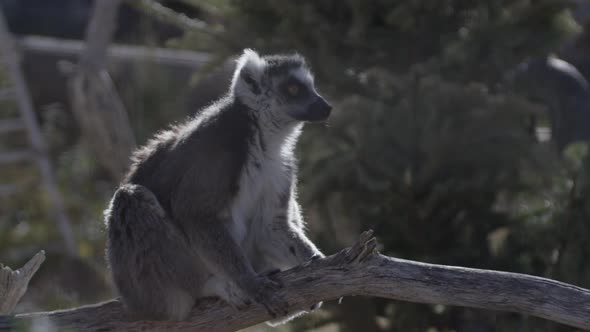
{"left": 104, "top": 49, "right": 332, "bottom": 323}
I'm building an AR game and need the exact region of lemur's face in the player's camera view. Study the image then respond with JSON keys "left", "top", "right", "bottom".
{"left": 232, "top": 50, "right": 332, "bottom": 123}
{"left": 269, "top": 67, "right": 332, "bottom": 122}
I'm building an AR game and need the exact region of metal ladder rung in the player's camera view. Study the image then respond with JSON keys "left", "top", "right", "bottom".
{"left": 0, "top": 118, "right": 24, "bottom": 134}
{"left": 0, "top": 87, "right": 14, "bottom": 100}
{"left": 0, "top": 149, "right": 33, "bottom": 164}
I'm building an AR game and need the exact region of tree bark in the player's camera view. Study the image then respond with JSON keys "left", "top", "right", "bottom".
{"left": 4, "top": 231, "right": 590, "bottom": 332}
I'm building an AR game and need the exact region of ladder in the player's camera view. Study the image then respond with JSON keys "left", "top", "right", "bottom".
{"left": 0, "top": 8, "right": 77, "bottom": 255}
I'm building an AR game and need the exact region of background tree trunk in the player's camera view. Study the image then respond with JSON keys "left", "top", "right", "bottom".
{"left": 66, "top": 0, "right": 136, "bottom": 181}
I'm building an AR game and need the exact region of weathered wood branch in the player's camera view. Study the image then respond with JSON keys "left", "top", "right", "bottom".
{"left": 0, "top": 251, "right": 45, "bottom": 314}
{"left": 19, "top": 36, "right": 211, "bottom": 68}
{"left": 5, "top": 231, "right": 590, "bottom": 332}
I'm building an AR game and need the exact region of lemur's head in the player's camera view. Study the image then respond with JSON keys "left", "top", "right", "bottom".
{"left": 231, "top": 49, "right": 332, "bottom": 122}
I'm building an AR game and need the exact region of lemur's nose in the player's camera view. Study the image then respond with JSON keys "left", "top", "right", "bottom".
{"left": 317, "top": 96, "right": 332, "bottom": 115}
{"left": 308, "top": 95, "right": 332, "bottom": 121}
{"left": 319, "top": 97, "right": 332, "bottom": 113}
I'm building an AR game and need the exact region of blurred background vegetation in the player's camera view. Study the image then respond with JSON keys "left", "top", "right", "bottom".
{"left": 2, "top": 0, "right": 590, "bottom": 331}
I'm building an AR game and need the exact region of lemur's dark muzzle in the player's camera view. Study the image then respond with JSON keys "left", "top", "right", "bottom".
{"left": 306, "top": 96, "right": 332, "bottom": 122}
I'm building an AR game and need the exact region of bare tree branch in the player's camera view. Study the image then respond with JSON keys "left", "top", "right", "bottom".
{"left": 126, "top": 0, "right": 209, "bottom": 32}
{"left": 0, "top": 251, "right": 45, "bottom": 314}
{"left": 67, "top": 0, "right": 136, "bottom": 181}
{"left": 19, "top": 36, "right": 211, "bottom": 68}
{"left": 80, "top": 0, "right": 122, "bottom": 71}
{"left": 5, "top": 232, "right": 590, "bottom": 331}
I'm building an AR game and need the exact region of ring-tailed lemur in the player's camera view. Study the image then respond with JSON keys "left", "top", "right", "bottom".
{"left": 104, "top": 49, "right": 332, "bottom": 323}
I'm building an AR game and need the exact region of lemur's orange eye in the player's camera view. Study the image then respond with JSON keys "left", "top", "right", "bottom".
{"left": 287, "top": 84, "right": 300, "bottom": 96}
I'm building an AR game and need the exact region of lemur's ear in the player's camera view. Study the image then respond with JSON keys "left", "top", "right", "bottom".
{"left": 231, "top": 49, "right": 265, "bottom": 95}
{"left": 241, "top": 72, "right": 261, "bottom": 95}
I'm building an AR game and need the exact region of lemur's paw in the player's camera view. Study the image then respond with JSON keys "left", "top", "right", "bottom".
{"left": 262, "top": 268, "right": 283, "bottom": 287}
{"left": 251, "top": 276, "right": 289, "bottom": 318}
{"left": 310, "top": 254, "right": 323, "bottom": 261}
{"left": 224, "top": 283, "right": 254, "bottom": 310}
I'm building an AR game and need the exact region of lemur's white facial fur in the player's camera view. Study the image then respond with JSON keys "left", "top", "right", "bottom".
{"left": 231, "top": 49, "right": 332, "bottom": 124}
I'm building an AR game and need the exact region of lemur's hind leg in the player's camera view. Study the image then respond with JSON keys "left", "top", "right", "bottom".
{"left": 105, "top": 184, "right": 203, "bottom": 320}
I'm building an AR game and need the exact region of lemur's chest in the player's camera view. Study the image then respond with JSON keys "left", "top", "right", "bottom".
{"left": 229, "top": 152, "right": 293, "bottom": 243}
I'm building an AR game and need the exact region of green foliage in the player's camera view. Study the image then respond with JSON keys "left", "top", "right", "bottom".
{"left": 302, "top": 74, "right": 541, "bottom": 264}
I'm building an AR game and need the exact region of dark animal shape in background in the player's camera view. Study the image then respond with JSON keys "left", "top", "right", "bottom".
{"left": 509, "top": 56, "right": 590, "bottom": 151}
